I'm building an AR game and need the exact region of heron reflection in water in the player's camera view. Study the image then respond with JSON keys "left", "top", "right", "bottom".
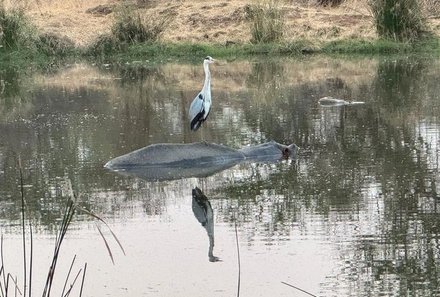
{"left": 192, "top": 187, "right": 220, "bottom": 262}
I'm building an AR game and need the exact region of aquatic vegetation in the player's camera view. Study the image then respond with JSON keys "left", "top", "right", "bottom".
{"left": 0, "top": 165, "right": 124, "bottom": 297}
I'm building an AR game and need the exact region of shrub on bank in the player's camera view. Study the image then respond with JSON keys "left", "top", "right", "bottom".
{"left": 246, "top": 0, "right": 284, "bottom": 44}
{"left": 39, "top": 32, "right": 75, "bottom": 56}
{"left": 0, "top": 5, "right": 35, "bottom": 49}
{"left": 88, "top": 5, "right": 170, "bottom": 55}
{"left": 317, "top": 0, "right": 344, "bottom": 6}
{"left": 0, "top": 4, "right": 74, "bottom": 56}
{"left": 368, "top": 0, "right": 427, "bottom": 41}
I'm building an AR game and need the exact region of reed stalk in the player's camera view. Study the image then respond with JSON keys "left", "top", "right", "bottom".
{"left": 0, "top": 157, "right": 123, "bottom": 297}
{"left": 234, "top": 220, "right": 241, "bottom": 297}
{"left": 281, "top": 281, "right": 318, "bottom": 297}
{"left": 42, "top": 200, "right": 76, "bottom": 297}
{"left": 18, "top": 157, "right": 27, "bottom": 297}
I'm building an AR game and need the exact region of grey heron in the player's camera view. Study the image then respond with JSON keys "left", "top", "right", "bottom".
{"left": 189, "top": 56, "right": 215, "bottom": 131}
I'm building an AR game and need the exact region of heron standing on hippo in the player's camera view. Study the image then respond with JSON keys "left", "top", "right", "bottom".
{"left": 105, "top": 57, "right": 299, "bottom": 181}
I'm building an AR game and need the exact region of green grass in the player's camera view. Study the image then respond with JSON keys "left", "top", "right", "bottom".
{"left": 86, "top": 37, "right": 440, "bottom": 64}
{"left": 321, "top": 38, "right": 440, "bottom": 54}
{"left": 1, "top": 37, "right": 440, "bottom": 68}
{"left": 89, "top": 41, "right": 315, "bottom": 64}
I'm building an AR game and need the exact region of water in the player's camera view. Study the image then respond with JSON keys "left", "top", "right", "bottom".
{"left": 1, "top": 55, "right": 440, "bottom": 297}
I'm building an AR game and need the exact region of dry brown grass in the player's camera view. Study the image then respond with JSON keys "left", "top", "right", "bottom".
{"left": 2, "top": 0, "right": 439, "bottom": 46}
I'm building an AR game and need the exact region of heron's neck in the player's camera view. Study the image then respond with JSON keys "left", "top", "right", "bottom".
{"left": 202, "top": 61, "right": 211, "bottom": 93}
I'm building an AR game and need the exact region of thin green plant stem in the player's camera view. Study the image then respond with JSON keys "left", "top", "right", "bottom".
{"left": 5, "top": 274, "right": 22, "bottom": 296}
{"left": 95, "top": 225, "right": 114, "bottom": 265}
{"left": 61, "top": 255, "right": 77, "bottom": 297}
{"left": 1, "top": 235, "right": 6, "bottom": 297}
{"left": 281, "top": 281, "right": 318, "bottom": 297}
{"left": 77, "top": 207, "right": 126, "bottom": 256}
{"left": 234, "top": 220, "right": 241, "bottom": 297}
{"left": 29, "top": 222, "right": 33, "bottom": 297}
{"left": 62, "top": 268, "right": 82, "bottom": 297}
{"left": 13, "top": 276, "right": 17, "bottom": 297}
{"left": 18, "top": 157, "right": 27, "bottom": 297}
{"left": 42, "top": 200, "right": 75, "bottom": 297}
{"left": 79, "top": 263, "right": 86, "bottom": 297}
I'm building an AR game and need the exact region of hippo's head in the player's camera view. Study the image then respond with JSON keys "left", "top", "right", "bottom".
{"left": 279, "top": 143, "right": 299, "bottom": 159}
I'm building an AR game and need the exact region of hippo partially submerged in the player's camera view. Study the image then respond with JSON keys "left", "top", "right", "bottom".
{"left": 104, "top": 141, "right": 298, "bottom": 181}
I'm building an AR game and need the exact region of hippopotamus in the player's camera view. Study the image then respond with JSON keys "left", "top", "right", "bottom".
{"left": 104, "top": 141, "right": 298, "bottom": 181}
{"left": 318, "top": 96, "right": 365, "bottom": 107}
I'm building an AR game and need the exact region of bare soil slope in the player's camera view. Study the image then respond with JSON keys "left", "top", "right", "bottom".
{"left": 5, "top": 0, "right": 440, "bottom": 47}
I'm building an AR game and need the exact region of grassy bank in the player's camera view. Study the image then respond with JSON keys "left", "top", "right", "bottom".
{"left": 90, "top": 38, "right": 440, "bottom": 63}
{"left": 1, "top": 0, "right": 439, "bottom": 66}
{"left": 1, "top": 37, "right": 439, "bottom": 68}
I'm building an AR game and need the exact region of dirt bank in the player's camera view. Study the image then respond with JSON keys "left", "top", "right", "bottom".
{"left": 5, "top": 0, "right": 440, "bottom": 47}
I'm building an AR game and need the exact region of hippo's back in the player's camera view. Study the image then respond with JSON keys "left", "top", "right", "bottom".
{"left": 105, "top": 142, "right": 244, "bottom": 169}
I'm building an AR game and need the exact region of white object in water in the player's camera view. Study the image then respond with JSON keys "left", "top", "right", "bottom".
{"left": 318, "top": 96, "right": 365, "bottom": 107}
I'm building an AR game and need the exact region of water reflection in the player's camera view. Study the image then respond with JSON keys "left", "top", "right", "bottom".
{"left": 191, "top": 187, "right": 220, "bottom": 262}
{"left": 0, "top": 56, "right": 439, "bottom": 296}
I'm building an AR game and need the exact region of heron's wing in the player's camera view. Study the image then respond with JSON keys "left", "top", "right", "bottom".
{"left": 189, "top": 93, "right": 206, "bottom": 131}
{"left": 202, "top": 92, "right": 211, "bottom": 120}
{"left": 189, "top": 93, "right": 204, "bottom": 120}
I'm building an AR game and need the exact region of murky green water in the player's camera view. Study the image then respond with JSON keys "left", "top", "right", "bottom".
{"left": 0, "top": 56, "right": 439, "bottom": 297}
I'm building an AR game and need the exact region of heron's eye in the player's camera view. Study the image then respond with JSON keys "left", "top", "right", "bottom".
{"left": 205, "top": 56, "right": 209, "bottom": 60}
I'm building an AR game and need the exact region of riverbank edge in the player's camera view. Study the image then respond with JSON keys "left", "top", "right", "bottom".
{"left": 1, "top": 37, "right": 439, "bottom": 68}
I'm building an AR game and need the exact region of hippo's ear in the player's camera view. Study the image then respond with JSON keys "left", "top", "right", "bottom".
{"left": 282, "top": 147, "right": 290, "bottom": 158}
{"left": 287, "top": 144, "right": 299, "bottom": 156}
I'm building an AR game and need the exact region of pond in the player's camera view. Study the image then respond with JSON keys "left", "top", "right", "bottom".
{"left": 0, "top": 55, "right": 439, "bottom": 297}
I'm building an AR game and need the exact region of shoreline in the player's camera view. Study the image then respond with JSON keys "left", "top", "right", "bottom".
{"left": 1, "top": 0, "right": 439, "bottom": 66}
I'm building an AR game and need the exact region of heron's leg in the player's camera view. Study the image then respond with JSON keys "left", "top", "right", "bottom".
{"left": 201, "top": 126, "right": 206, "bottom": 143}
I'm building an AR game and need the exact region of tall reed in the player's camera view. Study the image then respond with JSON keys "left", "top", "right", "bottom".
{"left": 0, "top": 158, "right": 124, "bottom": 297}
